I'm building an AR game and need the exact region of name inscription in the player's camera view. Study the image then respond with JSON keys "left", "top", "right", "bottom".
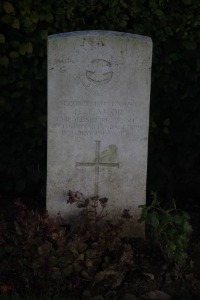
{"left": 50, "top": 99, "right": 143, "bottom": 138}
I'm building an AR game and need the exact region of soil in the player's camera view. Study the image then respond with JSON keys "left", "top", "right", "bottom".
{"left": 115, "top": 210, "right": 200, "bottom": 300}
{"left": 117, "top": 239, "right": 200, "bottom": 300}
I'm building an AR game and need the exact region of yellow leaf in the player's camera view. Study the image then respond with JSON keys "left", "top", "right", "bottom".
{"left": 0, "top": 56, "right": 9, "bottom": 67}
{"left": 11, "top": 18, "right": 20, "bottom": 29}
{"left": 3, "top": 2, "right": 15, "bottom": 14}
{"left": 0, "top": 34, "right": 5, "bottom": 43}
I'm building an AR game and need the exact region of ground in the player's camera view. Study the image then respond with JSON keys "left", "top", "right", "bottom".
{"left": 114, "top": 210, "right": 200, "bottom": 300}
{"left": 1, "top": 198, "right": 200, "bottom": 299}
{"left": 118, "top": 238, "right": 200, "bottom": 299}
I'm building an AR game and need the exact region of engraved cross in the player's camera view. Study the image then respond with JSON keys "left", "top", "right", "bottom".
{"left": 76, "top": 141, "right": 119, "bottom": 196}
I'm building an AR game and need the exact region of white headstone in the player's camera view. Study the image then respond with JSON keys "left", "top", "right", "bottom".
{"left": 47, "top": 31, "right": 152, "bottom": 237}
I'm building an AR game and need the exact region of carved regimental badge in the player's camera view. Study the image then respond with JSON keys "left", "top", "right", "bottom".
{"left": 86, "top": 59, "right": 113, "bottom": 85}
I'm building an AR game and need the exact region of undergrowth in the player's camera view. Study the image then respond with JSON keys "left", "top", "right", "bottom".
{"left": 139, "top": 192, "right": 193, "bottom": 263}
{"left": 0, "top": 192, "right": 133, "bottom": 298}
{"left": 0, "top": 191, "right": 193, "bottom": 298}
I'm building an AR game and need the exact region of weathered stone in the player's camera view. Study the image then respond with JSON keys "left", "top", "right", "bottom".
{"left": 47, "top": 31, "right": 152, "bottom": 237}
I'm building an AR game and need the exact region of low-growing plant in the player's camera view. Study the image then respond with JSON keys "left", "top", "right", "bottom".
{"left": 139, "top": 192, "right": 193, "bottom": 263}
{"left": 0, "top": 193, "right": 133, "bottom": 297}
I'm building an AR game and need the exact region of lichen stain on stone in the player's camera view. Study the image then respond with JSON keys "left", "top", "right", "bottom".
{"left": 98, "top": 144, "right": 118, "bottom": 163}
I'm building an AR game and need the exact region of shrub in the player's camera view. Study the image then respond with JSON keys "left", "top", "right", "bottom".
{"left": 0, "top": 194, "right": 133, "bottom": 297}
{"left": 139, "top": 192, "right": 193, "bottom": 263}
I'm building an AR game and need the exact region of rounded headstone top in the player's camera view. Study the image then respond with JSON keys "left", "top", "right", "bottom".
{"left": 48, "top": 30, "right": 152, "bottom": 44}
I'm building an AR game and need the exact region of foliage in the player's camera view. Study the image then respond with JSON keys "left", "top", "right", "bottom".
{"left": 0, "top": 194, "right": 133, "bottom": 297}
{"left": 0, "top": 294, "right": 78, "bottom": 300}
{"left": 0, "top": 0, "right": 69, "bottom": 199}
{"left": 0, "top": 0, "right": 200, "bottom": 206}
{"left": 139, "top": 192, "right": 193, "bottom": 263}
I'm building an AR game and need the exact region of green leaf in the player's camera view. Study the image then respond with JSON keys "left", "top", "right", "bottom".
{"left": 78, "top": 253, "right": 85, "bottom": 260}
{"left": 119, "top": 19, "right": 127, "bottom": 28}
{"left": 183, "top": 222, "right": 193, "bottom": 234}
{"left": 155, "top": 9, "right": 164, "bottom": 18}
{"left": 173, "top": 215, "right": 183, "bottom": 225}
{"left": 74, "top": 264, "right": 82, "bottom": 273}
{"left": 151, "top": 121, "right": 157, "bottom": 128}
{"left": 139, "top": 206, "right": 148, "bottom": 221}
{"left": 23, "top": 16, "right": 32, "bottom": 27}
{"left": 0, "top": 34, "right": 5, "bottom": 43}
{"left": 94, "top": 271, "right": 106, "bottom": 284}
{"left": 150, "top": 211, "right": 159, "bottom": 228}
{"left": 163, "top": 118, "right": 170, "bottom": 126}
{"left": 182, "top": 0, "right": 191, "bottom": 4}
{"left": 86, "top": 249, "right": 97, "bottom": 258}
{"left": 40, "top": 12, "right": 54, "bottom": 22}
{"left": 0, "top": 56, "right": 9, "bottom": 67}
{"left": 81, "top": 270, "right": 91, "bottom": 279}
{"left": 78, "top": 242, "right": 88, "bottom": 252}
{"left": 167, "top": 241, "right": 176, "bottom": 251}
{"left": 3, "top": 2, "right": 15, "bottom": 14}
{"left": 196, "top": 59, "right": 200, "bottom": 72}
{"left": 163, "top": 127, "right": 169, "bottom": 134}
{"left": 21, "top": 7, "right": 31, "bottom": 16}
{"left": 179, "top": 234, "right": 187, "bottom": 243}
{"left": 26, "top": 42, "right": 33, "bottom": 53}
{"left": 85, "top": 259, "right": 93, "bottom": 267}
{"left": 9, "top": 51, "right": 19, "bottom": 59}
{"left": 19, "top": 42, "right": 33, "bottom": 55}
{"left": 10, "top": 40, "right": 20, "bottom": 48}
{"left": 14, "top": 221, "right": 22, "bottom": 235}
{"left": 11, "top": 18, "right": 20, "bottom": 29}
{"left": 30, "top": 11, "right": 39, "bottom": 23}
{"left": 184, "top": 41, "right": 196, "bottom": 50}
{"left": 0, "top": 97, "right": 5, "bottom": 107}
{"left": 40, "top": 30, "right": 48, "bottom": 40}
{"left": 1, "top": 14, "right": 12, "bottom": 24}
{"left": 176, "top": 251, "right": 187, "bottom": 261}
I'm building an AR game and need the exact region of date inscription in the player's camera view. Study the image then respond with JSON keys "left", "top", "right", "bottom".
{"left": 50, "top": 99, "right": 141, "bottom": 138}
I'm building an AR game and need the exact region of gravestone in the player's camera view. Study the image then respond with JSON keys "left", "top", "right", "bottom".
{"left": 47, "top": 31, "right": 152, "bottom": 237}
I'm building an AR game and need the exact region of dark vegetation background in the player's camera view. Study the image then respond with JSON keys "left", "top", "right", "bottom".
{"left": 0, "top": 0, "right": 200, "bottom": 211}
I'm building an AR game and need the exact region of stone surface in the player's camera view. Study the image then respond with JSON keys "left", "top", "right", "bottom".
{"left": 47, "top": 31, "right": 152, "bottom": 236}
